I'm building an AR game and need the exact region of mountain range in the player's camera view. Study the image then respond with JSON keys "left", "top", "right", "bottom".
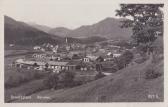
{"left": 48, "top": 27, "right": 72, "bottom": 37}
{"left": 29, "top": 17, "right": 132, "bottom": 40}
{"left": 4, "top": 16, "right": 64, "bottom": 46}
{"left": 28, "top": 22, "right": 52, "bottom": 33}
{"left": 5, "top": 16, "right": 132, "bottom": 47}
{"left": 47, "top": 17, "right": 132, "bottom": 39}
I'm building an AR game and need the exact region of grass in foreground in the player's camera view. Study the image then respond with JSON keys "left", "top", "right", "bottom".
{"left": 13, "top": 56, "right": 163, "bottom": 102}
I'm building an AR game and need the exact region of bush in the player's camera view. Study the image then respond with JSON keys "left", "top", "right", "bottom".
{"left": 137, "top": 44, "right": 148, "bottom": 53}
{"left": 43, "top": 73, "right": 59, "bottom": 89}
{"left": 43, "top": 71, "right": 76, "bottom": 89}
{"left": 96, "top": 64, "right": 103, "bottom": 71}
{"left": 145, "top": 67, "right": 162, "bottom": 79}
{"left": 114, "top": 50, "right": 134, "bottom": 70}
{"left": 122, "top": 50, "right": 134, "bottom": 64}
{"left": 134, "top": 57, "right": 147, "bottom": 64}
{"left": 114, "top": 57, "right": 125, "bottom": 70}
{"left": 95, "top": 72, "right": 105, "bottom": 80}
{"left": 59, "top": 71, "right": 76, "bottom": 87}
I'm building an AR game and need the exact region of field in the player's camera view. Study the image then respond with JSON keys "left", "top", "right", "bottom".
{"left": 4, "top": 50, "right": 49, "bottom": 102}
{"left": 5, "top": 79, "right": 46, "bottom": 102}
{"left": 12, "top": 55, "right": 163, "bottom": 102}
{"left": 5, "top": 66, "right": 49, "bottom": 103}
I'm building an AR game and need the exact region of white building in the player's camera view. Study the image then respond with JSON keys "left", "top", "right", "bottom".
{"left": 33, "top": 46, "right": 41, "bottom": 50}
{"left": 83, "top": 57, "right": 90, "bottom": 62}
{"left": 113, "top": 53, "right": 121, "bottom": 57}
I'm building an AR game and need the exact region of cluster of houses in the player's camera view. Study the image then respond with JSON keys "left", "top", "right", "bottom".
{"left": 13, "top": 52, "right": 122, "bottom": 73}
{"left": 14, "top": 58, "right": 78, "bottom": 73}
{"left": 13, "top": 39, "right": 126, "bottom": 73}
{"left": 33, "top": 41, "right": 86, "bottom": 53}
{"left": 14, "top": 56, "right": 96, "bottom": 73}
{"left": 33, "top": 43, "right": 58, "bottom": 52}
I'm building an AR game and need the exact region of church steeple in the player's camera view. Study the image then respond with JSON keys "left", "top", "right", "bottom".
{"left": 65, "top": 37, "right": 70, "bottom": 51}
{"left": 66, "top": 37, "right": 68, "bottom": 44}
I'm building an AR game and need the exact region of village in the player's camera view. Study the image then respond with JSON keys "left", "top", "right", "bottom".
{"left": 12, "top": 38, "right": 131, "bottom": 75}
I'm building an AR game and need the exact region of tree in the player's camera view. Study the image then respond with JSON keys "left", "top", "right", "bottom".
{"left": 114, "top": 57, "right": 125, "bottom": 70}
{"left": 59, "top": 71, "right": 75, "bottom": 87}
{"left": 96, "top": 63, "right": 103, "bottom": 72}
{"left": 72, "top": 54, "right": 80, "bottom": 59}
{"left": 114, "top": 50, "right": 134, "bottom": 69}
{"left": 116, "top": 4, "right": 163, "bottom": 53}
{"left": 45, "top": 63, "right": 49, "bottom": 71}
{"left": 33, "top": 63, "right": 39, "bottom": 67}
{"left": 43, "top": 73, "right": 59, "bottom": 89}
{"left": 96, "top": 56, "right": 104, "bottom": 72}
{"left": 121, "top": 50, "right": 134, "bottom": 65}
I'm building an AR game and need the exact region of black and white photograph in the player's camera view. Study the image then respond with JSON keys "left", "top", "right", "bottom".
{"left": 2, "top": 0, "right": 164, "bottom": 103}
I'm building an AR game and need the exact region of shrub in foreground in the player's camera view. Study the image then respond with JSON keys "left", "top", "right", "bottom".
{"left": 43, "top": 71, "right": 76, "bottom": 89}
{"left": 145, "top": 67, "right": 162, "bottom": 79}
{"left": 95, "top": 72, "right": 106, "bottom": 80}
{"left": 43, "top": 73, "right": 59, "bottom": 89}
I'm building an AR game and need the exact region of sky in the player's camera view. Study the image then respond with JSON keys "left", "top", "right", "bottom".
{"left": 1, "top": 0, "right": 121, "bottom": 29}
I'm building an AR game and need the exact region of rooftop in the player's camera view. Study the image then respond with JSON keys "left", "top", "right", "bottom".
{"left": 15, "top": 59, "right": 46, "bottom": 65}
{"left": 48, "top": 61, "right": 69, "bottom": 66}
